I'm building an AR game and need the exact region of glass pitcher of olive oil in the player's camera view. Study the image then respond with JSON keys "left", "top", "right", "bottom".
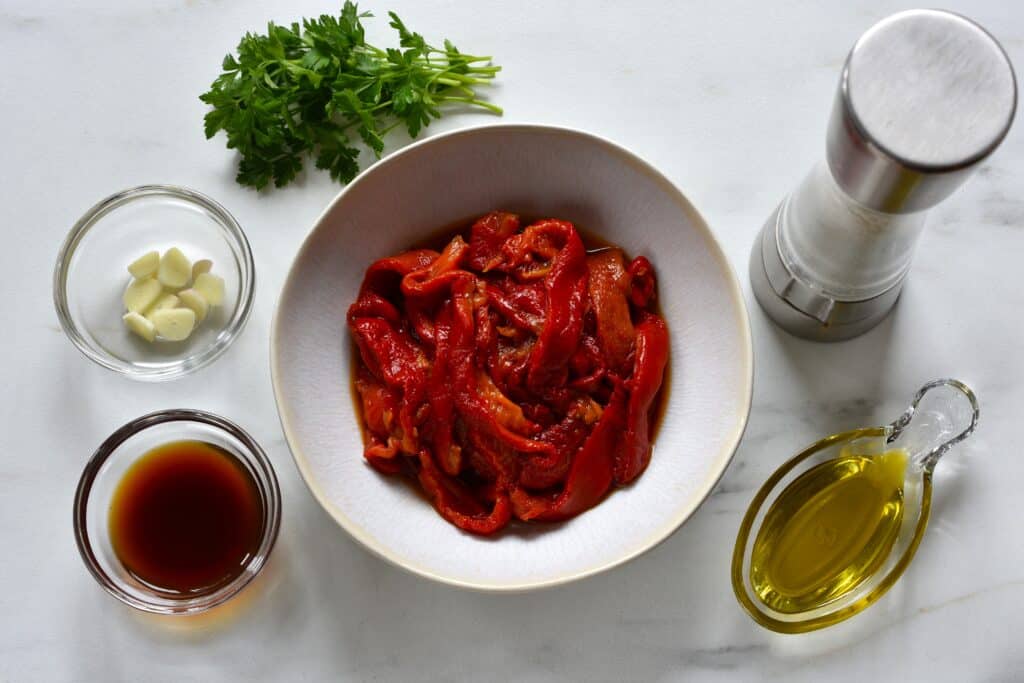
{"left": 732, "top": 379, "right": 979, "bottom": 633}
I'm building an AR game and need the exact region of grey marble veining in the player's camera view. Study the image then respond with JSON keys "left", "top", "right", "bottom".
{"left": 2, "top": 0, "right": 1022, "bottom": 680}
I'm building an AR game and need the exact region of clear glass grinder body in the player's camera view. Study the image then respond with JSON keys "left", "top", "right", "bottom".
{"left": 750, "top": 10, "right": 1017, "bottom": 341}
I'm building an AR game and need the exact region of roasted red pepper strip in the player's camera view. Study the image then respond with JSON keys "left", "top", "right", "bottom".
{"left": 349, "top": 316, "right": 428, "bottom": 455}
{"left": 614, "top": 313, "right": 670, "bottom": 484}
{"left": 428, "top": 302, "right": 461, "bottom": 474}
{"left": 465, "top": 429, "right": 520, "bottom": 484}
{"left": 627, "top": 255, "right": 656, "bottom": 310}
{"left": 354, "top": 369, "right": 397, "bottom": 438}
{"left": 401, "top": 236, "right": 469, "bottom": 299}
{"left": 520, "top": 220, "right": 588, "bottom": 394}
{"left": 364, "top": 437, "right": 404, "bottom": 474}
{"left": 349, "top": 318, "right": 420, "bottom": 385}
{"left": 485, "top": 284, "right": 544, "bottom": 334}
{"left": 587, "top": 249, "right": 636, "bottom": 376}
{"left": 348, "top": 291, "right": 401, "bottom": 325}
{"left": 417, "top": 449, "right": 512, "bottom": 535}
{"left": 511, "top": 384, "right": 627, "bottom": 522}
{"left": 475, "top": 370, "right": 538, "bottom": 435}
{"left": 467, "top": 211, "right": 520, "bottom": 272}
{"left": 518, "top": 412, "right": 589, "bottom": 489}
{"left": 361, "top": 250, "right": 439, "bottom": 303}
{"left": 355, "top": 249, "right": 441, "bottom": 348}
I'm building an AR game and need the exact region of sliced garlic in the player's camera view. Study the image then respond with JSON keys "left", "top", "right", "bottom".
{"left": 150, "top": 308, "right": 196, "bottom": 342}
{"left": 158, "top": 247, "right": 192, "bottom": 289}
{"left": 123, "top": 278, "right": 163, "bottom": 314}
{"left": 193, "top": 272, "right": 225, "bottom": 306}
{"left": 123, "top": 312, "right": 156, "bottom": 342}
{"left": 122, "top": 249, "right": 225, "bottom": 344}
{"left": 127, "top": 251, "right": 160, "bottom": 280}
{"left": 177, "top": 289, "right": 209, "bottom": 323}
{"left": 191, "top": 259, "right": 213, "bottom": 282}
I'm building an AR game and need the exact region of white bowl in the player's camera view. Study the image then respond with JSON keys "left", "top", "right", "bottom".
{"left": 272, "top": 124, "right": 753, "bottom": 591}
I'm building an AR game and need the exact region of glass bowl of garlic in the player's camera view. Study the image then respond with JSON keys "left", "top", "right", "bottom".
{"left": 54, "top": 185, "right": 255, "bottom": 381}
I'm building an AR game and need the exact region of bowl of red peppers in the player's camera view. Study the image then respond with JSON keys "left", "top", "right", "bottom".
{"left": 272, "top": 124, "right": 753, "bottom": 591}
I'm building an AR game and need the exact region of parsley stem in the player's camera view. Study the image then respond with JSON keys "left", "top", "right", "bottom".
{"left": 434, "top": 76, "right": 491, "bottom": 87}
{"left": 436, "top": 96, "right": 503, "bottom": 115}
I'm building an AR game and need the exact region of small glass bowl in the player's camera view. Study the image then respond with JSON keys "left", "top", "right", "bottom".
{"left": 74, "top": 409, "right": 281, "bottom": 615}
{"left": 54, "top": 185, "right": 255, "bottom": 381}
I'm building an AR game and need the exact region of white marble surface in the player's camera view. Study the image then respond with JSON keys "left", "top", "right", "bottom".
{"left": 2, "top": 0, "right": 1022, "bottom": 680}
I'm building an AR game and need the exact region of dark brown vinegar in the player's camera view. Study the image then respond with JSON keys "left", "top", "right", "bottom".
{"left": 109, "top": 440, "right": 264, "bottom": 594}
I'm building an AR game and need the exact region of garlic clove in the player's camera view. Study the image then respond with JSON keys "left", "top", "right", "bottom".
{"left": 127, "top": 251, "right": 160, "bottom": 280}
{"left": 123, "top": 312, "right": 157, "bottom": 342}
{"left": 123, "top": 278, "right": 163, "bottom": 314}
{"left": 144, "top": 292, "right": 180, "bottom": 320}
{"left": 191, "top": 259, "right": 213, "bottom": 282}
{"left": 193, "top": 272, "right": 225, "bottom": 306}
{"left": 158, "top": 247, "right": 192, "bottom": 289}
{"left": 177, "top": 289, "right": 209, "bottom": 323}
{"left": 150, "top": 308, "right": 196, "bottom": 342}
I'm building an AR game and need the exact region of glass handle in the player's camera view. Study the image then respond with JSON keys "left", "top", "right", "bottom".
{"left": 887, "top": 379, "right": 980, "bottom": 471}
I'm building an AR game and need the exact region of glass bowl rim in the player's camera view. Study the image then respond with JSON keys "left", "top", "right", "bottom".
{"left": 73, "top": 408, "right": 282, "bottom": 615}
{"left": 52, "top": 184, "right": 256, "bottom": 381}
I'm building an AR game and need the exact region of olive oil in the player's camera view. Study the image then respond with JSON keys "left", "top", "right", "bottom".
{"left": 749, "top": 448, "right": 908, "bottom": 614}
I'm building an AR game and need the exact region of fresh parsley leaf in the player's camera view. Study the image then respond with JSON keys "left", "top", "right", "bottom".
{"left": 200, "top": 1, "right": 501, "bottom": 190}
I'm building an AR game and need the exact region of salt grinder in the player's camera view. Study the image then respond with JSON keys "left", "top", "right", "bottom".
{"left": 750, "top": 10, "right": 1017, "bottom": 341}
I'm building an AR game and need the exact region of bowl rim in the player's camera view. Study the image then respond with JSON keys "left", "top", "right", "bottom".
{"left": 73, "top": 408, "right": 283, "bottom": 614}
{"left": 270, "top": 122, "right": 754, "bottom": 592}
{"left": 53, "top": 184, "right": 256, "bottom": 381}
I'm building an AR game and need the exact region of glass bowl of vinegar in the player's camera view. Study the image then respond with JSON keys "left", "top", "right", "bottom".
{"left": 74, "top": 409, "right": 281, "bottom": 614}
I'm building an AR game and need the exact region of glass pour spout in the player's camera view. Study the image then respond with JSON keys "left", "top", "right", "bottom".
{"left": 886, "top": 379, "right": 980, "bottom": 472}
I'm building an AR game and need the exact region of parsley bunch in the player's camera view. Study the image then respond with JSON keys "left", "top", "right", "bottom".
{"left": 200, "top": 2, "right": 501, "bottom": 190}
